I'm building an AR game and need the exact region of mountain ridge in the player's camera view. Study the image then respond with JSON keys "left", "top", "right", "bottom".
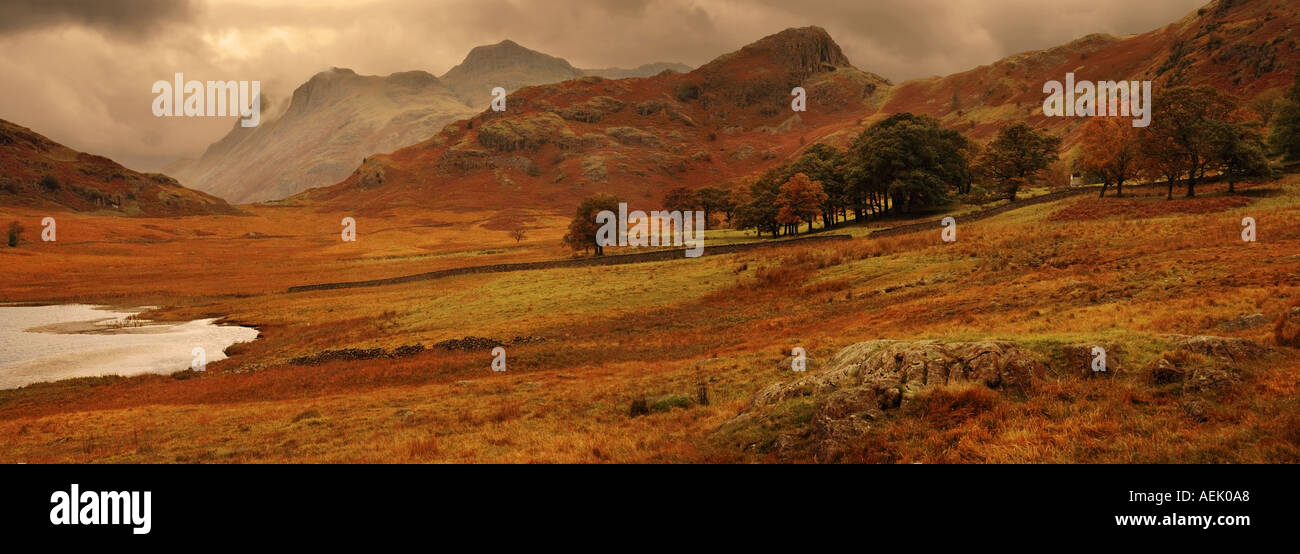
{"left": 174, "top": 40, "right": 693, "bottom": 204}
{"left": 297, "top": 0, "right": 1298, "bottom": 216}
{"left": 0, "top": 118, "right": 238, "bottom": 216}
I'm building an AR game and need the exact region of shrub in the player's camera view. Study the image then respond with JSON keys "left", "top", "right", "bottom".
{"left": 628, "top": 396, "right": 650, "bottom": 417}
{"left": 39, "top": 174, "right": 60, "bottom": 192}
{"left": 7, "top": 221, "right": 22, "bottom": 247}
{"left": 649, "top": 394, "right": 693, "bottom": 413}
{"left": 1275, "top": 306, "right": 1300, "bottom": 348}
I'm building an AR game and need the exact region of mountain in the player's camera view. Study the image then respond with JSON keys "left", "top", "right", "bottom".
{"left": 439, "top": 40, "right": 693, "bottom": 106}
{"left": 584, "top": 62, "right": 694, "bottom": 80}
{"left": 174, "top": 68, "right": 477, "bottom": 204}
{"left": 874, "top": 0, "right": 1299, "bottom": 151}
{"left": 177, "top": 40, "right": 692, "bottom": 204}
{"left": 283, "top": 0, "right": 1300, "bottom": 213}
{"left": 0, "top": 119, "right": 238, "bottom": 216}
{"left": 439, "top": 40, "right": 585, "bottom": 107}
{"left": 296, "top": 26, "right": 890, "bottom": 212}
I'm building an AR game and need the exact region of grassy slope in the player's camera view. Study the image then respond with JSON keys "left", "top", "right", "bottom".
{"left": 0, "top": 177, "right": 1296, "bottom": 463}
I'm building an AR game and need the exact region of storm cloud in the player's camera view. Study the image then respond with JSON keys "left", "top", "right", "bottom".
{"left": 0, "top": 0, "right": 197, "bottom": 38}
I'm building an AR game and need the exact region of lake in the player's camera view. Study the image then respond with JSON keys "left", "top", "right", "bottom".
{"left": 0, "top": 304, "right": 258, "bottom": 389}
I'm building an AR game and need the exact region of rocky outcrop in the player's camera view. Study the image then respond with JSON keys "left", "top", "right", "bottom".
{"left": 1167, "top": 334, "right": 1269, "bottom": 364}
{"left": 477, "top": 113, "right": 576, "bottom": 152}
{"left": 556, "top": 96, "right": 626, "bottom": 123}
{"left": 724, "top": 340, "right": 1044, "bottom": 459}
{"left": 1143, "top": 334, "right": 1271, "bottom": 422}
{"left": 752, "top": 340, "right": 1043, "bottom": 409}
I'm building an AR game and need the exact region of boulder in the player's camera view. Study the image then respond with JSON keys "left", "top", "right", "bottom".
{"left": 1148, "top": 357, "right": 1184, "bottom": 384}
{"left": 732, "top": 340, "right": 1044, "bottom": 460}
{"left": 1168, "top": 334, "right": 1268, "bottom": 365}
{"left": 751, "top": 340, "right": 1043, "bottom": 414}
{"left": 1059, "top": 343, "right": 1122, "bottom": 377}
{"left": 1183, "top": 365, "right": 1237, "bottom": 396}
{"left": 1220, "top": 313, "right": 1268, "bottom": 331}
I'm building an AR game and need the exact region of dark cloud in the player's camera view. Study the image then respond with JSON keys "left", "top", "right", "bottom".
{"left": 0, "top": 0, "right": 197, "bottom": 38}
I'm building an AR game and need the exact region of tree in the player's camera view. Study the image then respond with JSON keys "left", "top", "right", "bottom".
{"left": 1270, "top": 73, "right": 1300, "bottom": 161}
{"left": 725, "top": 186, "right": 748, "bottom": 227}
{"left": 736, "top": 171, "right": 783, "bottom": 237}
{"left": 694, "top": 186, "right": 732, "bottom": 227}
{"left": 775, "top": 173, "right": 828, "bottom": 235}
{"left": 976, "top": 122, "right": 1061, "bottom": 202}
{"left": 1142, "top": 85, "right": 1239, "bottom": 197}
{"left": 1138, "top": 130, "right": 1187, "bottom": 200}
{"left": 786, "top": 143, "right": 847, "bottom": 227}
{"left": 7, "top": 221, "right": 22, "bottom": 247}
{"left": 845, "top": 113, "right": 971, "bottom": 215}
{"left": 38, "top": 175, "right": 60, "bottom": 192}
{"left": 1215, "top": 123, "right": 1272, "bottom": 194}
{"left": 499, "top": 210, "right": 528, "bottom": 243}
{"left": 562, "top": 193, "right": 621, "bottom": 256}
{"left": 1077, "top": 117, "right": 1139, "bottom": 197}
{"left": 663, "top": 186, "right": 697, "bottom": 212}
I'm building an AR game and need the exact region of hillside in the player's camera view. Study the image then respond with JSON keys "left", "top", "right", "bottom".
{"left": 176, "top": 40, "right": 692, "bottom": 204}
{"left": 173, "top": 68, "right": 478, "bottom": 204}
{"left": 876, "top": 0, "right": 1300, "bottom": 151}
{"left": 298, "top": 27, "right": 891, "bottom": 213}
{"left": 0, "top": 119, "right": 238, "bottom": 216}
{"left": 2, "top": 170, "right": 1297, "bottom": 462}
{"left": 300, "top": 0, "right": 1298, "bottom": 216}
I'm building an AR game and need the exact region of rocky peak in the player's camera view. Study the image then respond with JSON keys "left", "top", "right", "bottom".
{"left": 444, "top": 39, "right": 581, "bottom": 78}
{"left": 700, "top": 26, "right": 852, "bottom": 79}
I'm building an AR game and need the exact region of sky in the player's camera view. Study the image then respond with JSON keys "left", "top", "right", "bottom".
{"left": 0, "top": 0, "right": 1212, "bottom": 172}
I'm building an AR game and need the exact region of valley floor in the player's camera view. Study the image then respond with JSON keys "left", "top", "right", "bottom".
{"left": 0, "top": 179, "right": 1297, "bottom": 463}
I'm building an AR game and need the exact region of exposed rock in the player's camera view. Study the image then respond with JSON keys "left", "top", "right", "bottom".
{"left": 752, "top": 340, "right": 1042, "bottom": 413}
{"left": 666, "top": 110, "right": 696, "bottom": 126}
{"left": 1148, "top": 357, "right": 1184, "bottom": 385}
{"left": 557, "top": 96, "right": 625, "bottom": 123}
{"left": 1168, "top": 334, "right": 1268, "bottom": 365}
{"left": 356, "top": 159, "right": 386, "bottom": 189}
{"left": 730, "top": 144, "right": 757, "bottom": 161}
{"left": 579, "top": 156, "right": 609, "bottom": 182}
{"left": 1220, "top": 313, "right": 1268, "bottom": 331}
{"left": 728, "top": 340, "right": 1043, "bottom": 460}
{"left": 1059, "top": 343, "right": 1122, "bottom": 376}
{"left": 1183, "top": 365, "right": 1237, "bottom": 396}
{"left": 477, "top": 113, "right": 575, "bottom": 152}
{"left": 603, "top": 126, "right": 662, "bottom": 147}
{"left": 634, "top": 99, "right": 667, "bottom": 116}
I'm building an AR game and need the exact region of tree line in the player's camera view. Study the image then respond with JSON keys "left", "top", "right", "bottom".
{"left": 564, "top": 78, "right": 1299, "bottom": 252}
